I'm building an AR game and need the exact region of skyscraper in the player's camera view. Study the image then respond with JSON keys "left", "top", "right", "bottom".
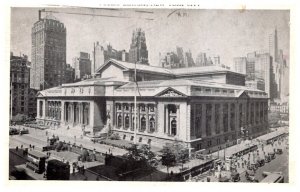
{"left": 195, "top": 52, "right": 207, "bottom": 67}
{"left": 233, "top": 57, "right": 247, "bottom": 74}
{"left": 73, "top": 52, "right": 91, "bottom": 80}
{"left": 31, "top": 11, "right": 66, "bottom": 90}
{"left": 92, "top": 41, "right": 129, "bottom": 74}
{"left": 128, "top": 28, "right": 148, "bottom": 64}
{"left": 269, "top": 28, "right": 279, "bottom": 63}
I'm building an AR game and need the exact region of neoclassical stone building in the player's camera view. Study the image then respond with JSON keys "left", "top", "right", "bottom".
{"left": 36, "top": 59, "right": 268, "bottom": 153}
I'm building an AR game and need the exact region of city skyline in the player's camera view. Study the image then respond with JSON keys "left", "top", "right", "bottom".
{"left": 11, "top": 8, "right": 290, "bottom": 68}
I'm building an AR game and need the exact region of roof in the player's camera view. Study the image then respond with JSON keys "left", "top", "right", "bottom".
{"left": 96, "top": 59, "right": 174, "bottom": 75}
{"left": 28, "top": 150, "right": 47, "bottom": 158}
{"left": 61, "top": 77, "right": 128, "bottom": 87}
{"left": 113, "top": 78, "right": 267, "bottom": 98}
{"left": 37, "top": 86, "right": 62, "bottom": 97}
{"left": 170, "top": 65, "right": 243, "bottom": 76}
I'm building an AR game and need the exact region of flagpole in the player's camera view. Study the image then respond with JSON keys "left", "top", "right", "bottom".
{"left": 134, "top": 61, "right": 137, "bottom": 144}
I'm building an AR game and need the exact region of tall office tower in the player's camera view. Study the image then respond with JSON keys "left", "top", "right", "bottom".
{"left": 10, "top": 53, "right": 30, "bottom": 117}
{"left": 128, "top": 28, "right": 148, "bottom": 64}
{"left": 74, "top": 52, "right": 91, "bottom": 80}
{"left": 92, "top": 41, "right": 129, "bottom": 74}
{"left": 255, "top": 53, "right": 271, "bottom": 97}
{"left": 65, "top": 64, "right": 75, "bottom": 83}
{"left": 195, "top": 52, "right": 207, "bottom": 66}
{"left": 31, "top": 11, "right": 66, "bottom": 90}
{"left": 213, "top": 55, "right": 221, "bottom": 65}
{"left": 269, "top": 28, "right": 279, "bottom": 63}
{"left": 246, "top": 52, "right": 256, "bottom": 80}
{"left": 184, "top": 50, "right": 195, "bottom": 67}
{"left": 176, "top": 47, "right": 185, "bottom": 68}
{"left": 233, "top": 57, "right": 247, "bottom": 74}
{"left": 92, "top": 42, "right": 105, "bottom": 75}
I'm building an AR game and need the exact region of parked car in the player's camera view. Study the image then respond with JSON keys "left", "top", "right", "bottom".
{"left": 231, "top": 172, "right": 240, "bottom": 182}
{"left": 276, "top": 149, "right": 283, "bottom": 155}
{"left": 265, "top": 155, "right": 271, "bottom": 163}
{"left": 269, "top": 152, "right": 276, "bottom": 160}
{"left": 257, "top": 159, "right": 265, "bottom": 167}
{"left": 9, "top": 128, "right": 19, "bottom": 135}
{"left": 20, "top": 128, "right": 29, "bottom": 135}
{"left": 219, "top": 176, "right": 230, "bottom": 182}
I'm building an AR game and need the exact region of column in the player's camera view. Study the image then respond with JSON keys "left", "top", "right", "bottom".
{"left": 70, "top": 102, "right": 74, "bottom": 124}
{"left": 43, "top": 100, "right": 47, "bottom": 119}
{"left": 202, "top": 103, "right": 207, "bottom": 138}
{"left": 165, "top": 105, "right": 169, "bottom": 134}
{"left": 61, "top": 101, "right": 65, "bottom": 123}
{"left": 155, "top": 102, "right": 158, "bottom": 133}
{"left": 121, "top": 103, "right": 124, "bottom": 129}
{"left": 220, "top": 103, "right": 224, "bottom": 134}
{"left": 211, "top": 103, "right": 216, "bottom": 136}
{"left": 129, "top": 104, "right": 133, "bottom": 131}
{"left": 228, "top": 102, "right": 231, "bottom": 132}
{"left": 176, "top": 105, "right": 180, "bottom": 137}
{"left": 146, "top": 104, "right": 149, "bottom": 132}
{"left": 37, "top": 99, "right": 40, "bottom": 118}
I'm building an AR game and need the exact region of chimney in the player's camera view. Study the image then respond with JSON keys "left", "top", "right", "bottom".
{"left": 39, "top": 10, "right": 41, "bottom": 20}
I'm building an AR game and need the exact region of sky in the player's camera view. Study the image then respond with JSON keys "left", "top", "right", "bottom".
{"left": 10, "top": 8, "right": 290, "bottom": 68}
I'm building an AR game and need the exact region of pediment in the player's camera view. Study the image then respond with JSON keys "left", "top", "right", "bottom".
{"left": 237, "top": 91, "right": 250, "bottom": 98}
{"left": 155, "top": 87, "right": 186, "bottom": 97}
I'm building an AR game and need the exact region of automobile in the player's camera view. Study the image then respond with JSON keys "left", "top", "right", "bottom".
{"left": 276, "top": 149, "right": 283, "bottom": 155}
{"left": 248, "top": 163, "right": 258, "bottom": 171}
{"left": 231, "top": 172, "right": 240, "bottom": 182}
{"left": 265, "top": 155, "right": 271, "bottom": 163}
{"left": 245, "top": 170, "right": 258, "bottom": 182}
{"left": 20, "top": 128, "right": 29, "bottom": 135}
{"left": 9, "top": 128, "right": 19, "bottom": 135}
{"left": 219, "top": 176, "right": 230, "bottom": 182}
{"left": 269, "top": 152, "right": 276, "bottom": 160}
{"left": 257, "top": 159, "right": 265, "bottom": 167}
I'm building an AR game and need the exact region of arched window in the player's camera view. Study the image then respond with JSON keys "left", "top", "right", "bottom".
{"left": 125, "top": 115, "right": 129, "bottom": 128}
{"left": 141, "top": 117, "right": 146, "bottom": 131}
{"left": 149, "top": 117, "right": 155, "bottom": 132}
{"left": 171, "top": 119, "right": 177, "bottom": 136}
{"left": 117, "top": 114, "right": 122, "bottom": 128}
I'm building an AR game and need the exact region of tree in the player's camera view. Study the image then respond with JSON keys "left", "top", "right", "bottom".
{"left": 124, "top": 144, "right": 155, "bottom": 162}
{"left": 161, "top": 140, "right": 190, "bottom": 173}
{"left": 161, "top": 145, "right": 176, "bottom": 174}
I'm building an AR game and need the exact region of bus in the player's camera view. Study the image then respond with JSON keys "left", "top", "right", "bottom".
{"left": 260, "top": 173, "right": 284, "bottom": 183}
{"left": 26, "top": 150, "right": 47, "bottom": 174}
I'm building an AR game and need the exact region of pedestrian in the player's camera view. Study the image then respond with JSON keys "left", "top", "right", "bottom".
{"left": 29, "top": 144, "right": 31, "bottom": 149}
{"left": 82, "top": 165, "right": 85, "bottom": 175}
{"left": 21, "top": 144, "right": 23, "bottom": 149}
{"left": 16, "top": 146, "right": 18, "bottom": 151}
{"left": 32, "top": 145, "right": 35, "bottom": 150}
